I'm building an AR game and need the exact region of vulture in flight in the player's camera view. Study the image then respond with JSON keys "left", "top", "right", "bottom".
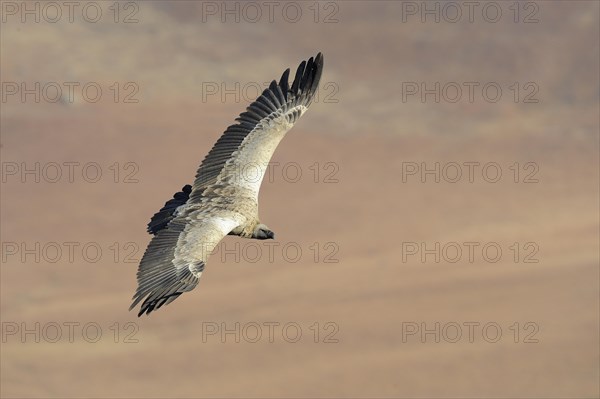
{"left": 130, "top": 53, "right": 324, "bottom": 316}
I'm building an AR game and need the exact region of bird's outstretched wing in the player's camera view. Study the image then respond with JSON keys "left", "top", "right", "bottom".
{"left": 189, "top": 52, "right": 324, "bottom": 203}
{"left": 130, "top": 211, "right": 241, "bottom": 316}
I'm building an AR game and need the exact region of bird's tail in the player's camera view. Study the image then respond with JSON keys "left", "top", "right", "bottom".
{"left": 146, "top": 184, "right": 191, "bottom": 234}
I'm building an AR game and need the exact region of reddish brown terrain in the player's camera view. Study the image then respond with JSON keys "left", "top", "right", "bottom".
{"left": 1, "top": 2, "right": 598, "bottom": 398}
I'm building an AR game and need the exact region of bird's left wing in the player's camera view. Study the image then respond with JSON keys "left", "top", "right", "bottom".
{"left": 130, "top": 210, "right": 240, "bottom": 316}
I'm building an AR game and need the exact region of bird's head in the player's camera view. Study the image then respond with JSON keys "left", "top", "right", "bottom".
{"left": 253, "top": 223, "right": 275, "bottom": 240}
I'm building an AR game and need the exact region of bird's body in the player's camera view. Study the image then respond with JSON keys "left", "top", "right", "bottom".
{"left": 130, "top": 53, "right": 324, "bottom": 316}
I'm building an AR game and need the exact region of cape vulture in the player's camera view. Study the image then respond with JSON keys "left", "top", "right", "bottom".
{"left": 130, "top": 53, "right": 324, "bottom": 316}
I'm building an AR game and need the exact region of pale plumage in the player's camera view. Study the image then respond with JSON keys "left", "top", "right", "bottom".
{"left": 131, "top": 53, "right": 324, "bottom": 316}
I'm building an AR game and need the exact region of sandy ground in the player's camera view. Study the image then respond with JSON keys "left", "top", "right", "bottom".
{"left": 1, "top": 1, "right": 598, "bottom": 398}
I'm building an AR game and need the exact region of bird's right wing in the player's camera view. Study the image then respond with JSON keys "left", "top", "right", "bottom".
{"left": 188, "top": 53, "right": 323, "bottom": 203}
{"left": 130, "top": 210, "right": 241, "bottom": 316}
{"left": 145, "top": 54, "right": 323, "bottom": 238}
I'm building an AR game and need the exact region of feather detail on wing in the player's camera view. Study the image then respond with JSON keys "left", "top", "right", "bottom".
{"left": 189, "top": 53, "right": 323, "bottom": 203}
{"left": 130, "top": 212, "right": 240, "bottom": 316}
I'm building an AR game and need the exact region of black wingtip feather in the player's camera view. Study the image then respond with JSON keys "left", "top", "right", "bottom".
{"left": 290, "top": 60, "right": 306, "bottom": 94}
{"left": 299, "top": 56, "right": 315, "bottom": 93}
{"left": 279, "top": 68, "right": 290, "bottom": 99}
{"left": 134, "top": 291, "right": 184, "bottom": 317}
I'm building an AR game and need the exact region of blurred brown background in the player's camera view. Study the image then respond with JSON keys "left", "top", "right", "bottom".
{"left": 1, "top": 1, "right": 598, "bottom": 398}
